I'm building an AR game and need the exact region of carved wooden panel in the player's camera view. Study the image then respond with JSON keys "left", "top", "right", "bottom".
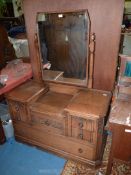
{"left": 30, "top": 112, "right": 67, "bottom": 136}
{"left": 7, "top": 100, "right": 28, "bottom": 122}
{"left": 70, "top": 115, "right": 96, "bottom": 144}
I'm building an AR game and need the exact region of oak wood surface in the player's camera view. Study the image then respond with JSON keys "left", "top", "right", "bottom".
{"left": 65, "top": 89, "right": 111, "bottom": 118}
{"left": 13, "top": 121, "right": 100, "bottom": 165}
{"left": 6, "top": 80, "right": 47, "bottom": 102}
{"left": 6, "top": 82, "right": 111, "bottom": 166}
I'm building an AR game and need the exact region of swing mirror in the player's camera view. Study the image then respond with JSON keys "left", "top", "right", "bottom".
{"left": 37, "top": 10, "right": 90, "bottom": 86}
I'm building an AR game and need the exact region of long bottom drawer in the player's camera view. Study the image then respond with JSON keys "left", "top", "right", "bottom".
{"left": 13, "top": 122, "right": 100, "bottom": 166}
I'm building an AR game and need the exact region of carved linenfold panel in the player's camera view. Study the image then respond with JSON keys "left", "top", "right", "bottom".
{"left": 14, "top": 103, "right": 20, "bottom": 112}
{"left": 71, "top": 116, "right": 94, "bottom": 131}
{"left": 8, "top": 100, "right": 28, "bottom": 122}
{"left": 82, "top": 131, "right": 94, "bottom": 143}
{"left": 86, "top": 119, "right": 94, "bottom": 132}
{"left": 70, "top": 115, "right": 95, "bottom": 143}
{"left": 98, "top": 118, "right": 104, "bottom": 135}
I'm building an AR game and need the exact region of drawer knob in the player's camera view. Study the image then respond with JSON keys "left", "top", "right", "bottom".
{"left": 21, "top": 130, "right": 25, "bottom": 135}
{"left": 78, "top": 148, "right": 83, "bottom": 153}
{"left": 44, "top": 120, "right": 50, "bottom": 126}
{"left": 17, "top": 116, "right": 21, "bottom": 121}
{"left": 32, "top": 119, "right": 35, "bottom": 124}
{"left": 15, "top": 105, "right": 19, "bottom": 112}
{"left": 78, "top": 133, "right": 83, "bottom": 139}
{"left": 79, "top": 122, "right": 83, "bottom": 128}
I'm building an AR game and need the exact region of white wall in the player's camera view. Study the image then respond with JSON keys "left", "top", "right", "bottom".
{"left": 125, "top": 1, "right": 131, "bottom": 8}
{"left": 12, "top": 0, "right": 23, "bottom": 17}
{"left": 125, "top": 1, "right": 131, "bottom": 13}
{"left": 125, "top": 1, "right": 131, "bottom": 20}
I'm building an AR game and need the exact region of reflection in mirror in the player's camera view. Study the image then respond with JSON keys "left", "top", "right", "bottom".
{"left": 124, "top": 61, "right": 131, "bottom": 77}
{"left": 37, "top": 11, "right": 89, "bottom": 86}
{"left": 7, "top": 14, "right": 30, "bottom": 61}
{"left": 116, "top": 55, "right": 131, "bottom": 101}
{"left": 119, "top": 56, "right": 131, "bottom": 77}
{"left": 118, "top": 55, "right": 131, "bottom": 88}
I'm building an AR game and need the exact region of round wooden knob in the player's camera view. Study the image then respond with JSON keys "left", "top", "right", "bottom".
{"left": 15, "top": 104, "right": 19, "bottom": 112}
{"left": 78, "top": 133, "right": 83, "bottom": 139}
{"left": 78, "top": 148, "right": 83, "bottom": 153}
{"left": 17, "top": 116, "right": 21, "bottom": 121}
{"left": 21, "top": 130, "right": 25, "bottom": 135}
{"left": 45, "top": 120, "right": 50, "bottom": 126}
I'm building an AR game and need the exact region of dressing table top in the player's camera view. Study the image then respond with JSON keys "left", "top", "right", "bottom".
{"left": 109, "top": 99, "right": 131, "bottom": 127}
{"left": 65, "top": 89, "right": 111, "bottom": 118}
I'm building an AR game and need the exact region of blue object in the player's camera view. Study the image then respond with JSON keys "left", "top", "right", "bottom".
{"left": 8, "top": 26, "right": 26, "bottom": 38}
{"left": 124, "top": 61, "right": 131, "bottom": 77}
{"left": 0, "top": 140, "right": 66, "bottom": 175}
{"left": 0, "top": 104, "right": 8, "bottom": 116}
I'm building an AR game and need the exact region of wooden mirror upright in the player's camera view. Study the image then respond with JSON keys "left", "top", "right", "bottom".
{"left": 6, "top": 0, "right": 124, "bottom": 166}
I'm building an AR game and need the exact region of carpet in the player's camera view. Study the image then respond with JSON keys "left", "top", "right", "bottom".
{"left": 0, "top": 139, "right": 66, "bottom": 175}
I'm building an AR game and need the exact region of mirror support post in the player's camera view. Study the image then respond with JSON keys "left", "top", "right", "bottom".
{"left": 88, "top": 33, "right": 95, "bottom": 88}
{"left": 34, "top": 33, "right": 43, "bottom": 82}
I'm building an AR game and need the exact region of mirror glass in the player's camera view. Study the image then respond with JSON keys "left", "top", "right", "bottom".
{"left": 37, "top": 11, "right": 89, "bottom": 86}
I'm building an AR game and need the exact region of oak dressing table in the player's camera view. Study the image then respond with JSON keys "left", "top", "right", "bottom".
{"left": 6, "top": 0, "right": 124, "bottom": 166}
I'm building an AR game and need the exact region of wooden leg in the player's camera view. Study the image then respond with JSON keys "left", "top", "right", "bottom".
{"left": 106, "top": 134, "right": 114, "bottom": 175}
{"left": 106, "top": 150, "right": 113, "bottom": 174}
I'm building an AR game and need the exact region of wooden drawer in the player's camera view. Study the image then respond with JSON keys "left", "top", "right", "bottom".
{"left": 14, "top": 122, "right": 96, "bottom": 162}
{"left": 69, "top": 115, "right": 97, "bottom": 144}
{"left": 30, "top": 111, "right": 68, "bottom": 136}
{"left": 8, "top": 100, "right": 28, "bottom": 122}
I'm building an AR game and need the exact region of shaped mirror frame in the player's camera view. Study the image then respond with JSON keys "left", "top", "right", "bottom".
{"left": 37, "top": 10, "right": 90, "bottom": 86}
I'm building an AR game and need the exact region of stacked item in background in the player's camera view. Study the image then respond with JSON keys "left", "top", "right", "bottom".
{"left": 115, "top": 55, "right": 131, "bottom": 101}
{"left": 0, "top": 103, "right": 9, "bottom": 121}
{"left": 0, "top": 119, "right": 5, "bottom": 144}
{"left": 0, "top": 103, "right": 14, "bottom": 143}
